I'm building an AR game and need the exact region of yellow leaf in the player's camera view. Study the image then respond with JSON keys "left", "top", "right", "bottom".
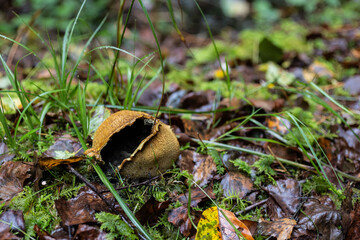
{"left": 196, "top": 206, "right": 254, "bottom": 240}
{"left": 196, "top": 206, "right": 222, "bottom": 240}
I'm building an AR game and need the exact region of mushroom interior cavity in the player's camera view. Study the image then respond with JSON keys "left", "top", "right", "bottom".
{"left": 100, "top": 118, "right": 153, "bottom": 170}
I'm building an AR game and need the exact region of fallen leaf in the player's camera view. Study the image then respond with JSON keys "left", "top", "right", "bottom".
{"left": 135, "top": 197, "right": 171, "bottom": 225}
{"left": 265, "top": 142, "right": 303, "bottom": 163}
{"left": 249, "top": 98, "right": 284, "bottom": 112}
{"left": 137, "top": 80, "right": 164, "bottom": 107}
{"left": 266, "top": 116, "right": 291, "bottom": 135}
{"left": 175, "top": 185, "right": 215, "bottom": 207}
{"left": 221, "top": 172, "right": 254, "bottom": 198}
{"left": 74, "top": 224, "right": 107, "bottom": 240}
{"left": 168, "top": 205, "right": 202, "bottom": 238}
{"left": 256, "top": 218, "right": 296, "bottom": 240}
{"left": 344, "top": 75, "right": 360, "bottom": 95}
{"left": 0, "top": 161, "right": 33, "bottom": 203}
{"left": 89, "top": 106, "right": 111, "bottom": 136}
{"left": 307, "top": 60, "right": 335, "bottom": 80}
{"left": 265, "top": 63, "right": 295, "bottom": 87}
{"left": 182, "top": 118, "right": 209, "bottom": 139}
{"left": 293, "top": 198, "right": 348, "bottom": 239}
{"left": 195, "top": 206, "right": 254, "bottom": 240}
{"left": 0, "top": 141, "right": 15, "bottom": 165}
{"left": 179, "top": 90, "right": 216, "bottom": 111}
{"left": 42, "top": 135, "right": 84, "bottom": 159}
{"left": 0, "top": 210, "right": 25, "bottom": 240}
{"left": 266, "top": 179, "right": 301, "bottom": 219}
{"left": 178, "top": 150, "right": 216, "bottom": 187}
{"left": 39, "top": 135, "right": 85, "bottom": 169}
{"left": 34, "top": 225, "right": 55, "bottom": 240}
{"left": 55, "top": 185, "right": 117, "bottom": 226}
{"left": 346, "top": 201, "right": 360, "bottom": 239}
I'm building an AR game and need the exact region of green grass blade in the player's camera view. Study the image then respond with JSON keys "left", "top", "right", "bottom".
{"left": 38, "top": 102, "right": 53, "bottom": 140}
{"left": 61, "top": 0, "right": 87, "bottom": 89}
{"left": 137, "top": 0, "right": 165, "bottom": 119}
{"left": 92, "top": 163, "right": 154, "bottom": 240}
{"left": 66, "top": 15, "right": 107, "bottom": 95}
{"left": 0, "top": 100, "right": 15, "bottom": 148}
{"left": 286, "top": 112, "right": 340, "bottom": 192}
{"left": 310, "top": 82, "right": 352, "bottom": 115}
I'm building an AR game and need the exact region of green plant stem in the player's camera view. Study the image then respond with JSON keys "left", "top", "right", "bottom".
{"left": 196, "top": 139, "right": 360, "bottom": 182}
{"left": 187, "top": 183, "right": 197, "bottom": 230}
{"left": 137, "top": 0, "right": 165, "bottom": 120}
{"left": 92, "top": 162, "right": 154, "bottom": 240}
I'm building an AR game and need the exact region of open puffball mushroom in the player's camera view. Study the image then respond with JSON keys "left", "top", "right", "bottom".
{"left": 84, "top": 110, "right": 180, "bottom": 178}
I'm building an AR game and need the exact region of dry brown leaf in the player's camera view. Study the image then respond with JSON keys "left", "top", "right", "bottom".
{"left": 257, "top": 218, "right": 296, "bottom": 240}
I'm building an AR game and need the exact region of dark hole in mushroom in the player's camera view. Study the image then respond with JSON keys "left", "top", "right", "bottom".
{"left": 100, "top": 118, "right": 153, "bottom": 172}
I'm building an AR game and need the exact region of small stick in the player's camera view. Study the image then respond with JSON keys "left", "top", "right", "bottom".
{"left": 66, "top": 165, "right": 147, "bottom": 240}
{"left": 267, "top": 145, "right": 291, "bottom": 175}
{"left": 107, "top": 175, "right": 160, "bottom": 192}
{"left": 236, "top": 199, "right": 268, "bottom": 216}
{"left": 67, "top": 164, "right": 118, "bottom": 213}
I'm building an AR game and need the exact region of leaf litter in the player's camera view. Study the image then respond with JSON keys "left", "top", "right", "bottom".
{"left": 2, "top": 3, "right": 360, "bottom": 240}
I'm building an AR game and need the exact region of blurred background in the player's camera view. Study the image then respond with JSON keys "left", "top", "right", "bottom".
{"left": 1, "top": 0, "right": 360, "bottom": 42}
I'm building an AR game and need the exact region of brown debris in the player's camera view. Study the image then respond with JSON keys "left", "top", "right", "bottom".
{"left": 55, "top": 185, "right": 118, "bottom": 226}
{"left": 0, "top": 161, "right": 34, "bottom": 204}
{"left": 0, "top": 210, "right": 25, "bottom": 240}
{"left": 168, "top": 205, "right": 202, "bottom": 238}
{"left": 178, "top": 150, "right": 216, "bottom": 187}
{"left": 266, "top": 179, "right": 301, "bottom": 219}
{"left": 135, "top": 197, "right": 171, "bottom": 226}
{"left": 256, "top": 218, "right": 296, "bottom": 240}
{"left": 221, "top": 172, "right": 254, "bottom": 199}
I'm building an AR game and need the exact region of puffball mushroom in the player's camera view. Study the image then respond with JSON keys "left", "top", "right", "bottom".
{"left": 84, "top": 110, "right": 180, "bottom": 178}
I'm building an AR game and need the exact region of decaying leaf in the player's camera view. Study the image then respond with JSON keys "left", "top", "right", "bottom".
{"left": 0, "top": 161, "right": 33, "bottom": 203}
{"left": 168, "top": 205, "right": 202, "bottom": 238}
{"left": 256, "top": 218, "right": 296, "bottom": 240}
{"left": 178, "top": 150, "right": 216, "bottom": 187}
{"left": 344, "top": 75, "right": 360, "bottom": 95}
{"left": 266, "top": 179, "right": 301, "bottom": 219}
{"left": 0, "top": 141, "right": 15, "bottom": 165}
{"left": 179, "top": 90, "right": 216, "bottom": 111}
{"left": 0, "top": 210, "right": 25, "bottom": 240}
{"left": 347, "top": 201, "right": 360, "bottom": 239}
{"left": 195, "top": 206, "right": 254, "bottom": 240}
{"left": 175, "top": 185, "right": 215, "bottom": 207}
{"left": 55, "top": 185, "right": 117, "bottom": 226}
{"left": 266, "top": 116, "right": 291, "bottom": 135}
{"left": 293, "top": 197, "right": 349, "bottom": 239}
{"left": 259, "top": 37, "right": 284, "bottom": 63}
{"left": 88, "top": 105, "right": 111, "bottom": 136}
{"left": 135, "top": 197, "right": 171, "bottom": 226}
{"left": 220, "top": 172, "right": 254, "bottom": 199}
{"left": 39, "top": 135, "right": 84, "bottom": 169}
{"left": 73, "top": 224, "right": 107, "bottom": 240}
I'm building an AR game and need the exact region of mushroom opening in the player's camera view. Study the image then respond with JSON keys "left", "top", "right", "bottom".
{"left": 100, "top": 118, "right": 154, "bottom": 170}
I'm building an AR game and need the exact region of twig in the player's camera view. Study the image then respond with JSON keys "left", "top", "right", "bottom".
{"left": 67, "top": 164, "right": 118, "bottom": 213}
{"left": 101, "top": 175, "right": 161, "bottom": 192}
{"left": 267, "top": 145, "right": 291, "bottom": 175}
{"left": 236, "top": 199, "right": 268, "bottom": 216}
{"left": 67, "top": 165, "right": 149, "bottom": 240}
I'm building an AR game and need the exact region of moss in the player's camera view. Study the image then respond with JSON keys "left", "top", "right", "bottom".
{"left": 22, "top": 79, "right": 54, "bottom": 94}
{"left": 86, "top": 82, "right": 107, "bottom": 101}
